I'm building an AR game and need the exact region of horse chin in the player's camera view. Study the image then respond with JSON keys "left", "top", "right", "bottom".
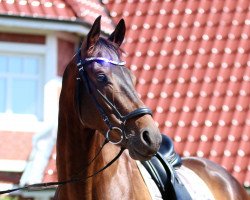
{"left": 128, "top": 147, "right": 156, "bottom": 161}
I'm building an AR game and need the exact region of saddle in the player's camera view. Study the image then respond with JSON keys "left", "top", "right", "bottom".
{"left": 141, "top": 134, "right": 192, "bottom": 200}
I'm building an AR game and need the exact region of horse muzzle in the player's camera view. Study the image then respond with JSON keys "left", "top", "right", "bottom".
{"left": 125, "top": 122, "right": 162, "bottom": 161}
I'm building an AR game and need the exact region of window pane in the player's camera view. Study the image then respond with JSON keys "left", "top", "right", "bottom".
{"left": 12, "top": 78, "right": 37, "bottom": 115}
{"left": 0, "top": 78, "right": 6, "bottom": 112}
{"left": 23, "top": 57, "right": 39, "bottom": 75}
{"left": 8, "top": 57, "right": 22, "bottom": 73}
{"left": 0, "top": 56, "right": 7, "bottom": 73}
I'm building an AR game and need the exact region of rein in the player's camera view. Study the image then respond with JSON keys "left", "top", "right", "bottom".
{"left": 0, "top": 144, "right": 125, "bottom": 195}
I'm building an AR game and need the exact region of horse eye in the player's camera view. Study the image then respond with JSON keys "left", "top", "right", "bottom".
{"left": 97, "top": 74, "right": 108, "bottom": 83}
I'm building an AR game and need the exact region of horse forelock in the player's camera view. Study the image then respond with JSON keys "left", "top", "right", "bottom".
{"left": 92, "top": 37, "right": 123, "bottom": 59}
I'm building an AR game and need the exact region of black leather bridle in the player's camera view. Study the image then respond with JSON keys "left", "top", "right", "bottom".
{"left": 0, "top": 50, "right": 153, "bottom": 195}
{"left": 76, "top": 50, "right": 153, "bottom": 145}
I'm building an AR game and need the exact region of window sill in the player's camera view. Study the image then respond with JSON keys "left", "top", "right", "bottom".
{"left": 0, "top": 114, "right": 45, "bottom": 132}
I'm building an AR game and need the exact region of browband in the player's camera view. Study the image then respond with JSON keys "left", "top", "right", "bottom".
{"left": 82, "top": 57, "right": 126, "bottom": 66}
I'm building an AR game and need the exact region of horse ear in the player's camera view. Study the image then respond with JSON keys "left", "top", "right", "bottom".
{"left": 84, "top": 16, "right": 101, "bottom": 54}
{"left": 108, "top": 19, "right": 126, "bottom": 46}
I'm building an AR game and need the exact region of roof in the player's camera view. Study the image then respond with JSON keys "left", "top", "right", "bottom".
{"left": 104, "top": 0, "right": 250, "bottom": 187}
{"left": 0, "top": 131, "right": 34, "bottom": 177}
{"left": 0, "top": 131, "right": 34, "bottom": 161}
{"left": 1, "top": 0, "right": 250, "bottom": 188}
{"left": 0, "top": 0, "right": 114, "bottom": 33}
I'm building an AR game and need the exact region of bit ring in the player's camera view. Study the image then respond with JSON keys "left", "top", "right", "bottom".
{"left": 106, "top": 127, "right": 124, "bottom": 144}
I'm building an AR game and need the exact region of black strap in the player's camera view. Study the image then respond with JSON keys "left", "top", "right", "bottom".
{"left": 142, "top": 152, "right": 192, "bottom": 200}
{"left": 123, "top": 107, "right": 152, "bottom": 121}
{"left": 0, "top": 146, "right": 124, "bottom": 195}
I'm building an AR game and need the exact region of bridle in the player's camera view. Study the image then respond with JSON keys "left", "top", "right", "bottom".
{"left": 76, "top": 50, "right": 153, "bottom": 145}
{"left": 0, "top": 49, "right": 153, "bottom": 195}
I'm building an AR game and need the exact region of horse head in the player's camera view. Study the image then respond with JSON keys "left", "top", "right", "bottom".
{"left": 75, "top": 16, "right": 162, "bottom": 161}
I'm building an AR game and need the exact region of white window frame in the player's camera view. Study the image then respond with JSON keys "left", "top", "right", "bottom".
{"left": 0, "top": 51, "right": 44, "bottom": 119}
{"left": 0, "top": 35, "right": 60, "bottom": 132}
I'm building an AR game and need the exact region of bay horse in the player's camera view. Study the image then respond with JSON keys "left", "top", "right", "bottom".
{"left": 55, "top": 16, "right": 249, "bottom": 200}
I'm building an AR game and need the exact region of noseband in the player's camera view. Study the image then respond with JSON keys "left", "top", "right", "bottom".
{"left": 76, "top": 50, "right": 152, "bottom": 145}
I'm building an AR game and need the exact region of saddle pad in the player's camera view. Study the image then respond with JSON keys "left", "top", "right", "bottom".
{"left": 176, "top": 166, "right": 215, "bottom": 200}
{"left": 136, "top": 161, "right": 163, "bottom": 200}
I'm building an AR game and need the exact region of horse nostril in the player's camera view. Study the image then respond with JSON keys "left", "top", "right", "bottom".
{"left": 142, "top": 130, "right": 152, "bottom": 146}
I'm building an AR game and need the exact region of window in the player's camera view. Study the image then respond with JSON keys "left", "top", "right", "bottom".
{"left": 0, "top": 38, "right": 59, "bottom": 132}
{"left": 0, "top": 53, "right": 43, "bottom": 120}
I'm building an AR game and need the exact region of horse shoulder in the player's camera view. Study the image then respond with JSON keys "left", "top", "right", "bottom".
{"left": 102, "top": 148, "right": 152, "bottom": 200}
{"left": 181, "top": 157, "right": 249, "bottom": 200}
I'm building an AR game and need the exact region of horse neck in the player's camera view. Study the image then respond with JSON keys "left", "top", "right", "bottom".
{"left": 56, "top": 123, "right": 96, "bottom": 180}
{"left": 56, "top": 61, "right": 98, "bottom": 198}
